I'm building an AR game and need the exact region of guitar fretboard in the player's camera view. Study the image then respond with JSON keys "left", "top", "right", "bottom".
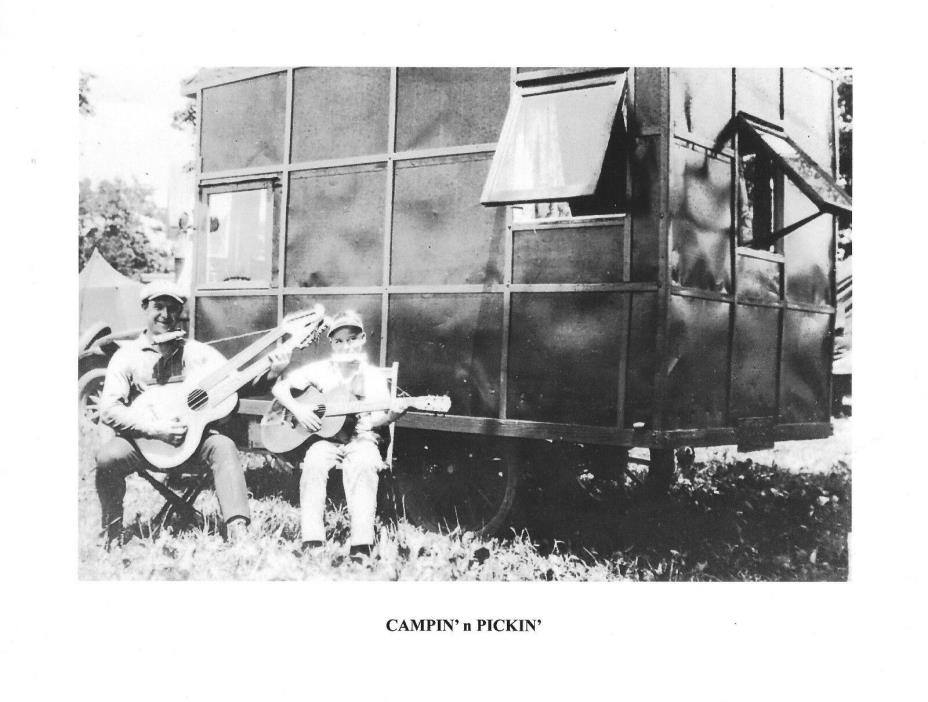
{"left": 198, "top": 326, "right": 289, "bottom": 394}
{"left": 195, "top": 310, "right": 325, "bottom": 409}
{"left": 317, "top": 399, "right": 394, "bottom": 417}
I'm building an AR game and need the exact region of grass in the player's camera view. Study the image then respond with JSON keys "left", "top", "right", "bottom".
{"left": 78, "top": 417, "right": 850, "bottom": 581}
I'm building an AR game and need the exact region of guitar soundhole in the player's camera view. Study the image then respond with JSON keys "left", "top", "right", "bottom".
{"left": 187, "top": 388, "right": 208, "bottom": 411}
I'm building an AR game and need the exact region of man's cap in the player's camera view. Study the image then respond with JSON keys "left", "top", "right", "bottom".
{"left": 140, "top": 280, "right": 188, "bottom": 306}
{"left": 328, "top": 310, "right": 364, "bottom": 337}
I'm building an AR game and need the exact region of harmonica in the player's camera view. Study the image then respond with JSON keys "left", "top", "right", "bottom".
{"left": 151, "top": 330, "right": 186, "bottom": 344}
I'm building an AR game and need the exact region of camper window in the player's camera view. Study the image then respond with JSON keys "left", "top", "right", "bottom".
{"left": 737, "top": 148, "right": 782, "bottom": 252}
{"left": 481, "top": 70, "right": 628, "bottom": 218}
{"left": 731, "top": 112, "right": 850, "bottom": 252}
{"left": 201, "top": 184, "right": 277, "bottom": 287}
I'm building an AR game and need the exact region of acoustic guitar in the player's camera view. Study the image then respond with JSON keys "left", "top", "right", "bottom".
{"left": 260, "top": 386, "right": 451, "bottom": 454}
{"left": 132, "top": 306, "right": 327, "bottom": 469}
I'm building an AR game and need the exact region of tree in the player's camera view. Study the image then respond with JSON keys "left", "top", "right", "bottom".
{"left": 171, "top": 99, "right": 197, "bottom": 172}
{"left": 79, "top": 178, "right": 170, "bottom": 279}
{"left": 171, "top": 99, "right": 197, "bottom": 132}
{"left": 836, "top": 68, "right": 852, "bottom": 195}
{"left": 835, "top": 68, "right": 852, "bottom": 252}
{"left": 79, "top": 72, "right": 95, "bottom": 116}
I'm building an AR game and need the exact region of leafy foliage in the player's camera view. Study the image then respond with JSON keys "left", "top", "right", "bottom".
{"left": 609, "top": 455, "right": 850, "bottom": 581}
{"left": 836, "top": 69, "right": 852, "bottom": 191}
{"left": 836, "top": 68, "right": 852, "bottom": 232}
{"left": 171, "top": 99, "right": 197, "bottom": 132}
{"left": 170, "top": 99, "right": 197, "bottom": 173}
{"left": 79, "top": 71, "right": 95, "bottom": 116}
{"left": 78, "top": 178, "right": 169, "bottom": 279}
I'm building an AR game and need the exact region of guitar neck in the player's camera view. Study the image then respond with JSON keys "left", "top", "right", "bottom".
{"left": 198, "top": 325, "right": 288, "bottom": 393}
{"left": 207, "top": 334, "right": 308, "bottom": 406}
{"left": 200, "top": 309, "right": 325, "bottom": 408}
{"left": 324, "top": 399, "right": 394, "bottom": 417}
{"left": 209, "top": 359, "right": 272, "bottom": 405}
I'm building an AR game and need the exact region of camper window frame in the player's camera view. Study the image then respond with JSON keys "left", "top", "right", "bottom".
{"left": 195, "top": 177, "right": 280, "bottom": 291}
{"left": 480, "top": 69, "right": 629, "bottom": 212}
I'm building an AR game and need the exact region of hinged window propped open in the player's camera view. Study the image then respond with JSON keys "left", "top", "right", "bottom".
{"left": 481, "top": 70, "right": 628, "bottom": 207}
{"left": 733, "top": 112, "right": 852, "bottom": 219}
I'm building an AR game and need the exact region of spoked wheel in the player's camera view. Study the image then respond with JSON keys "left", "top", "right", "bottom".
{"left": 78, "top": 368, "right": 107, "bottom": 423}
{"left": 387, "top": 429, "right": 521, "bottom": 537}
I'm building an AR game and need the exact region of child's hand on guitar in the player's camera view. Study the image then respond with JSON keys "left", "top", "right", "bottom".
{"left": 148, "top": 419, "right": 188, "bottom": 446}
{"left": 295, "top": 410, "right": 322, "bottom": 433}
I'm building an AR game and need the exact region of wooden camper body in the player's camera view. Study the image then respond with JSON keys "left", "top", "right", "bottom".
{"left": 183, "top": 67, "right": 844, "bottom": 456}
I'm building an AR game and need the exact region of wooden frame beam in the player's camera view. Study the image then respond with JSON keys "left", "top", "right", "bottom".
{"left": 235, "top": 397, "right": 831, "bottom": 449}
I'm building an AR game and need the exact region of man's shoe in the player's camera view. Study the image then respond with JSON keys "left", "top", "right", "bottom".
{"left": 349, "top": 544, "right": 373, "bottom": 563}
{"left": 294, "top": 540, "right": 325, "bottom": 559}
{"left": 101, "top": 520, "right": 129, "bottom": 550}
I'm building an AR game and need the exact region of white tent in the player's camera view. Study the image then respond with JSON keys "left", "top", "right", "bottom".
{"left": 78, "top": 249, "right": 145, "bottom": 335}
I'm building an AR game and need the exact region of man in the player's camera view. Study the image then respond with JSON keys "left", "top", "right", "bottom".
{"left": 271, "top": 311, "right": 407, "bottom": 559}
{"left": 94, "top": 281, "right": 291, "bottom": 545}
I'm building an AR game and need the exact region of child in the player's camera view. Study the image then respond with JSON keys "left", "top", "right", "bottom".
{"left": 272, "top": 311, "right": 406, "bottom": 558}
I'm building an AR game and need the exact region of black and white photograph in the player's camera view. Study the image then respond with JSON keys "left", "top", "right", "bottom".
{"left": 76, "top": 65, "right": 853, "bottom": 581}
{"left": 4, "top": 4, "right": 927, "bottom": 700}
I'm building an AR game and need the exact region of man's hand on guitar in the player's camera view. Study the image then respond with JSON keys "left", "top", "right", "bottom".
{"left": 148, "top": 419, "right": 189, "bottom": 447}
{"left": 390, "top": 398, "right": 410, "bottom": 418}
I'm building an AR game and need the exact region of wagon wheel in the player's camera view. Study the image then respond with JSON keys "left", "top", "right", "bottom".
{"left": 78, "top": 368, "right": 107, "bottom": 423}
{"left": 387, "top": 429, "right": 521, "bottom": 538}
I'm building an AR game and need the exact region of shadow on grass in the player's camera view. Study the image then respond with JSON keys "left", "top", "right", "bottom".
{"left": 244, "top": 450, "right": 302, "bottom": 504}
{"left": 520, "top": 457, "right": 851, "bottom": 581}
{"left": 240, "top": 449, "right": 435, "bottom": 531}
{"left": 233, "top": 447, "right": 850, "bottom": 581}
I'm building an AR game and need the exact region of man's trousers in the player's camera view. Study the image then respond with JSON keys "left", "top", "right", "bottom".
{"left": 95, "top": 432, "right": 251, "bottom": 539}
